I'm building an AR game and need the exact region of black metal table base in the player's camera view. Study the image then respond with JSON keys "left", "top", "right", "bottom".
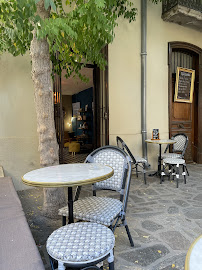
{"left": 148, "top": 144, "right": 162, "bottom": 178}
{"left": 68, "top": 186, "right": 74, "bottom": 224}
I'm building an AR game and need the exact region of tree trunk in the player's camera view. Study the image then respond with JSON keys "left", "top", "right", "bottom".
{"left": 30, "top": 0, "right": 66, "bottom": 218}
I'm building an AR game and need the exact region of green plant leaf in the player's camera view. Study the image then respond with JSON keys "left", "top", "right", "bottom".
{"left": 50, "top": 0, "right": 56, "bottom": 11}
{"left": 44, "top": 0, "right": 50, "bottom": 10}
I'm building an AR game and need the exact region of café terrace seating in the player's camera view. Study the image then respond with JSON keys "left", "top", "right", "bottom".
{"left": 161, "top": 133, "right": 189, "bottom": 176}
{"left": 58, "top": 145, "right": 134, "bottom": 247}
{"left": 161, "top": 133, "right": 188, "bottom": 159}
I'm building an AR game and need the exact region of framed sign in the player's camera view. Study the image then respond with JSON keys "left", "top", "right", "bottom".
{"left": 174, "top": 67, "right": 195, "bottom": 103}
{"left": 152, "top": 129, "right": 159, "bottom": 140}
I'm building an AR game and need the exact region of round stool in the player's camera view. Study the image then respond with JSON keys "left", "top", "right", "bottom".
{"left": 69, "top": 142, "right": 80, "bottom": 156}
{"left": 46, "top": 222, "right": 115, "bottom": 270}
{"left": 161, "top": 158, "right": 186, "bottom": 188}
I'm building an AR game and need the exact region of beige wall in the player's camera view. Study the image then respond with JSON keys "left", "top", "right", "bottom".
{"left": 0, "top": 53, "right": 40, "bottom": 190}
{"left": 108, "top": 0, "right": 202, "bottom": 169}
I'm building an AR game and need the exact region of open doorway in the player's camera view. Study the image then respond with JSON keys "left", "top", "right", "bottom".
{"left": 53, "top": 47, "right": 109, "bottom": 164}
{"left": 62, "top": 67, "right": 94, "bottom": 163}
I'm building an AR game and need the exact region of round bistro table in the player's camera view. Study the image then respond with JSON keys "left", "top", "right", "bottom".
{"left": 185, "top": 235, "right": 202, "bottom": 270}
{"left": 145, "top": 139, "right": 176, "bottom": 177}
{"left": 22, "top": 163, "right": 114, "bottom": 224}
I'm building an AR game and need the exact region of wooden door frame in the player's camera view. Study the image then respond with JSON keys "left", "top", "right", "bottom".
{"left": 168, "top": 41, "right": 202, "bottom": 163}
{"left": 103, "top": 45, "right": 109, "bottom": 146}
{"left": 93, "top": 65, "right": 100, "bottom": 148}
{"left": 93, "top": 46, "right": 109, "bottom": 148}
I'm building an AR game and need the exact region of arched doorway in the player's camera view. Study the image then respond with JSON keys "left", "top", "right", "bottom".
{"left": 168, "top": 42, "right": 202, "bottom": 163}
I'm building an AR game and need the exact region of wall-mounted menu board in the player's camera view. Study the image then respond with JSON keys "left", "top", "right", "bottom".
{"left": 174, "top": 67, "right": 195, "bottom": 103}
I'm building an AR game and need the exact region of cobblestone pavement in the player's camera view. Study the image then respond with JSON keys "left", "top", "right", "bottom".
{"left": 18, "top": 164, "right": 202, "bottom": 270}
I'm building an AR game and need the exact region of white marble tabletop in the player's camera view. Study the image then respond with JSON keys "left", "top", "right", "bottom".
{"left": 185, "top": 235, "right": 202, "bottom": 270}
{"left": 22, "top": 163, "right": 114, "bottom": 188}
{"left": 145, "top": 139, "right": 176, "bottom": 144}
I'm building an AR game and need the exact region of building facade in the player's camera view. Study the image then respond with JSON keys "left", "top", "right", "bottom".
{"left": 108, "top": 0, "right": 202, "bottom": 168}
{"left": 0, "top": 0, "right": 202, "bottom": 189}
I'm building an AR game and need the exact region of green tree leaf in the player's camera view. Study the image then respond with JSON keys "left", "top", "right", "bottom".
{"left": 0, "top": 0, "right": 161, "bottom": 78}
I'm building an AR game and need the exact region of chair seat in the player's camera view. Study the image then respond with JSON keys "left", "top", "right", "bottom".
{"left": 59, "top": 197, "right": 123, "bottom": 226}
{"left": 134, "top": 156, "right": 147, "bottom": 164}
{"left": 163, "top": 158, "right": 185, "bottom": 165}
{"left": 161, "top": 153, "right": 181, "bottom": 159}
{"left": 46, "top": 222, "right": 115, "bottom": 264}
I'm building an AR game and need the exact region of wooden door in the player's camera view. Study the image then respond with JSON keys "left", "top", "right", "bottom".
{"left": 169, "top": 45, "right": 199, "bottom": 163}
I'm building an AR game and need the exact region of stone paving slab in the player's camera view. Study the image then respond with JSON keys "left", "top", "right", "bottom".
{"left": 18, "top": 164, "right": 202, "bottom": 270}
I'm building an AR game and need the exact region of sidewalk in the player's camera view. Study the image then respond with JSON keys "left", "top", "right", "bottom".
{"left": 18, "top": 163, "right": 202, "bottom": 270}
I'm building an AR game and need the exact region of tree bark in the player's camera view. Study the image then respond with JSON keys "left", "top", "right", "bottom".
{"left": 30, "top": 0, "right": 66, "bottom": 218}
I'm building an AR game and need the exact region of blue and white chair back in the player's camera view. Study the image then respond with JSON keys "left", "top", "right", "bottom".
{"left": 86, "top": 146, "right": 129, "bottom": 193}
{"left": 172, "top": 134, "right": 188, "bottom": 156}
{"left": 59, "top": 145, "right": 134, "bottom": 247}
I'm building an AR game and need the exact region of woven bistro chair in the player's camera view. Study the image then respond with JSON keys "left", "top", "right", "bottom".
{"left": 47, "top": 222, "right": 115, "bottom": 270}
{"left": 59, "top": 145, "right": 134, "bottom": 247}
{"left": 116, "top": 136, "right": 147, "bottom": 184}
{"left": 161, "top": 133, "right": 189, "bottom": 175}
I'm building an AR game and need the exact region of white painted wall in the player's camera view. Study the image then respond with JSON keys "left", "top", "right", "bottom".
{"left": 0, "top": 53, "right": 40, "bottom": 190}
{"left": 108, "top": 0, "right": 202, "bottom": 170}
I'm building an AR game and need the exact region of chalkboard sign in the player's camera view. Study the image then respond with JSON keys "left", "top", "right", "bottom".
{"left": 174, "top": 67, "right": 195, "bottom": 103}
{"left": 152, "top": 129, "right": 159, "bottom": 140}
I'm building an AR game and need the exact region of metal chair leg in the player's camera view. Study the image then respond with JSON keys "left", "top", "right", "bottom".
{"left": 112, "top": 216, "right": 120, "bottom": 233}
{"left": 143, "top": 164, "right": 146, "bottom": 185}
{"left": 125, "top": 223, "right": 134, "bottom": 247}
{"left": 168, "top": 165, "right": 171, "bottom": 180}
{"left": 172, "top": 166, "right": 175, "bottom": 180}
{"left": 183, "top": 164, "right": 186, "bottom": 184}
{"left": 160, "top": 163, "right": 165, "bottom": 184}
{"left": 135, "top": 164, "right": 138, "bottom": 178}
{"left": 49, "top": 256, "right": 56, "bottom": 270}
{"left": 160, "top": 173, "right": 163, "bottom": 184}
{"left": 62, "top": 216, "right": 66, "bottom": 226}
{"left": 176, "top": 164, "right": 179, "bottom": 188}
{"left": 109, "top": 261, "right": 115, "bottom": 270}
{"left": 108, "top": 251, "right": 114, "bottom": 270}
{"left": 185, "top": 165, "right": 189, "bottom": 176}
